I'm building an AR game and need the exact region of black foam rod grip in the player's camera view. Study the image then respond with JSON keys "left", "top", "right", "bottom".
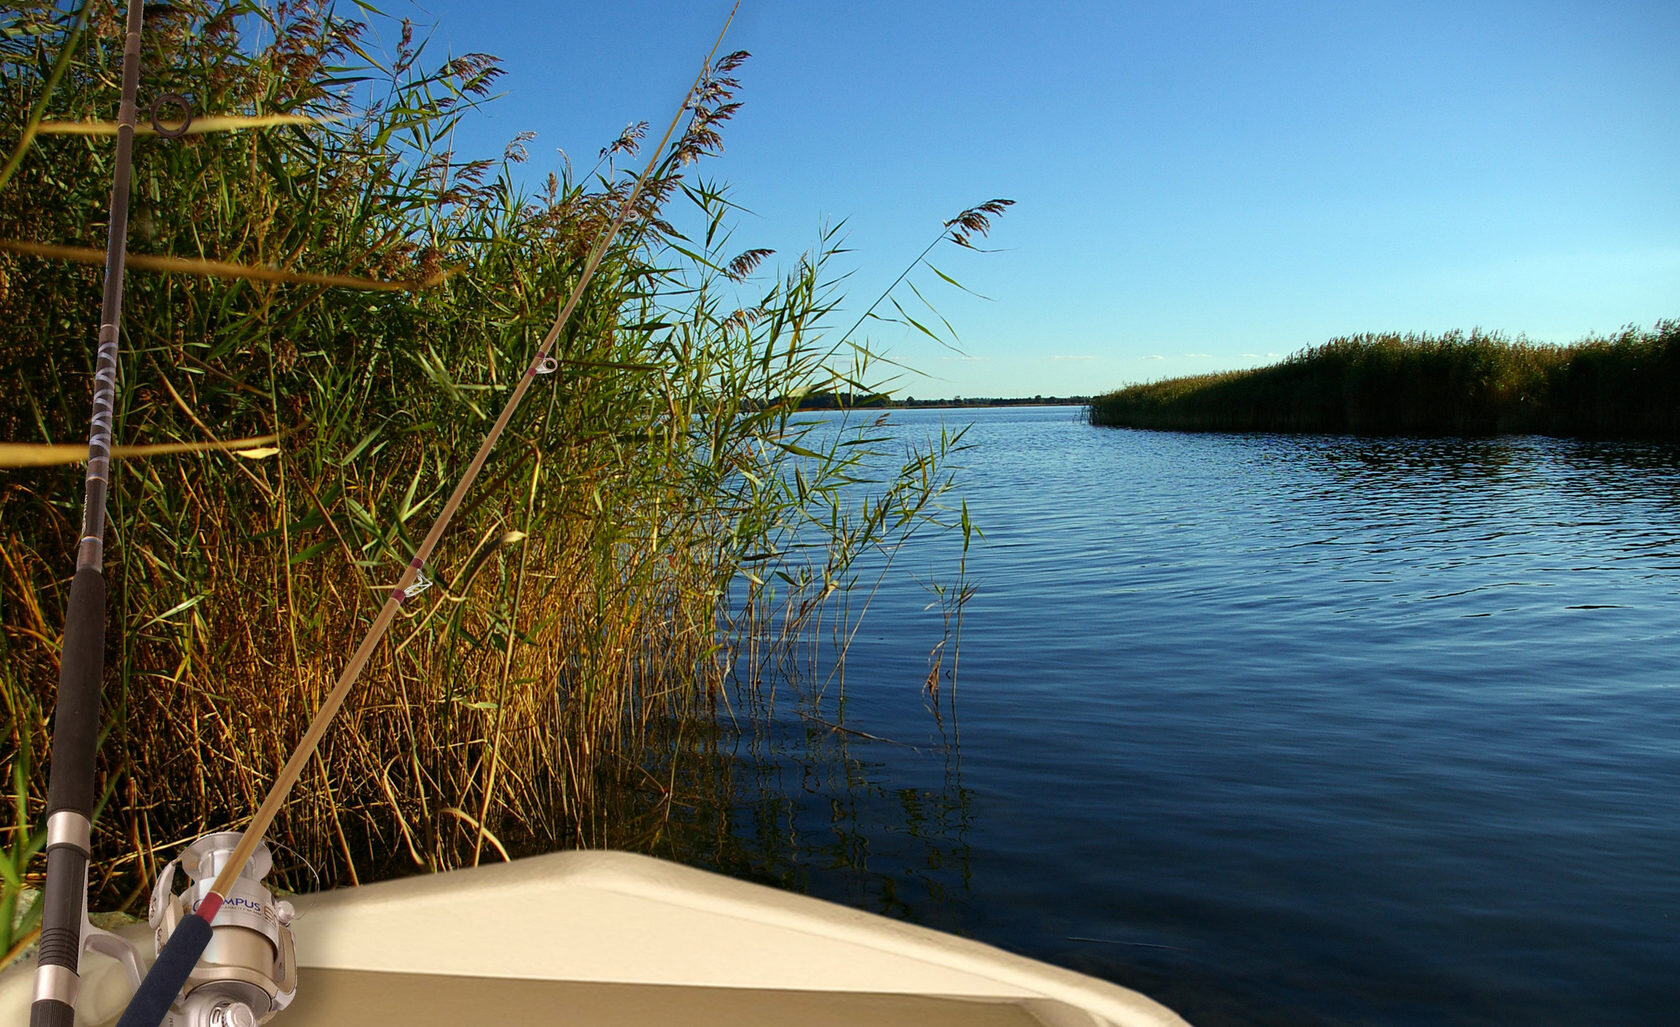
{"left": 47, "top": 567, "right": 106, "bottom": 818}
{"left": 29, "top": 997, "right": 75, "bottom": 1027}
{"left": 114, "top": 913, "right": 212, "bottom": 1027}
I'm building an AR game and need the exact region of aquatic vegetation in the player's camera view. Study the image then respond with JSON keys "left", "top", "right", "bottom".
{"left": 0, "top": 0, "right": 996, "bottom": 910}
{"left": 1089, "top": 323, "right": 1680, "bottom": 437}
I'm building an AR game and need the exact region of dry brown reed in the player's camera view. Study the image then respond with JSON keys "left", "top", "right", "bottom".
{"left": 0, "top": 0, "right": 995, "bottom": 929}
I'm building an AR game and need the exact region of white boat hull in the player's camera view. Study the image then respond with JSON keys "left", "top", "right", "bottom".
{"left": 1, "top": 850, "right": 1188, "bottom": 1026}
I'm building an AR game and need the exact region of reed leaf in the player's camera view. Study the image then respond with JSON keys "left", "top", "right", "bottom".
{"left": 0, "top": 0, "right": 998, "bottom": 909}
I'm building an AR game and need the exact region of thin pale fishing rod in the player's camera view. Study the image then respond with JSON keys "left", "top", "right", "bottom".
{"left": 113, "top": 8, "right": 740, "bottom": 1026}
{"left": 32, "top": 3, "right": 146, "bottom": 1026}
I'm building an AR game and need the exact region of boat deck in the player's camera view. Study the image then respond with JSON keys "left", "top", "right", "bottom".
{"left": 0, "top": 850, "right": 1186, "bottom": 1026}
{"left": 288, "top": 970, "right": 1069, "bottom": 1026}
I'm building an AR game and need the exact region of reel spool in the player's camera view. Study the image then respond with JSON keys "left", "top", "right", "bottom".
{"left": 147, "top": 833, "right": 297, "bottom": 1027}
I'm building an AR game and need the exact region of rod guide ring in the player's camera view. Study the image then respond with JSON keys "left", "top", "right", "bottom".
{"left": 149, "top": 93, "right": 193, "bottom": 139}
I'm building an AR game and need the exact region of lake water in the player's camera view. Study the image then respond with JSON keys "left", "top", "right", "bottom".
{"left": 714, "top": 406, "right": 1680, "bottom": 1027}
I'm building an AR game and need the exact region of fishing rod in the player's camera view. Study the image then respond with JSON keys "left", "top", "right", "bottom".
{"left": 112, "top": 9, "right": 741, "bottom": 1027}
{"left": 31, "top": 2, "right": 147, "bottom": 1025}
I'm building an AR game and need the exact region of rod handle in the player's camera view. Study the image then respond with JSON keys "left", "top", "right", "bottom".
{"left": 114, "top": 907, "right": 215, "bottom": 1027}
{"left": 28, "top": 999, "right": 74, "bottom": 1027}
{"left": 32, "top": 569, "right": 104, "bottom": 1027}
{"left": 47, "top": 568, "right": 106, "bottom": 818}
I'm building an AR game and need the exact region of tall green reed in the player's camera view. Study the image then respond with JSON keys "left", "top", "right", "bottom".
{"left": 0, "top": 0, "right": 1001, "bottom": 910}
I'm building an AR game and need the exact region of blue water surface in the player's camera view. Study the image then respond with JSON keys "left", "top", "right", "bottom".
{"left": 721, "top": 406, "right": 1680, "bottom": 1027}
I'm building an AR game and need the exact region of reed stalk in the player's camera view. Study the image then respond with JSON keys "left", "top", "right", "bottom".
{"left": 0, "top": 0, "right": 997, "bottom": 911}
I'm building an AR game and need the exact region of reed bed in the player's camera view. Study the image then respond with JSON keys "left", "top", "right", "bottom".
{"left": 1089, "top": 324, "right": 1680, "bottom": 437}
{"left": 0, "top": 0, "right": 995, "bottom": 931}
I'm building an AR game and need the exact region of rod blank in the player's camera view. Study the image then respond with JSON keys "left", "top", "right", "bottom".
{"left": 32, "top": 1, "right": 144, "bottom": 1023}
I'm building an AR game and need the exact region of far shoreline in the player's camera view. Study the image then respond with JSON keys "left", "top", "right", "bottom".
{"left": 896, "top": 396, "right": 1090, "bottom": 409}
{"left": 795, "top": 394, "right": 1091, "bottom": 410}
{"left": 1088, "top": 323, "right": 1677, "bottom": 440}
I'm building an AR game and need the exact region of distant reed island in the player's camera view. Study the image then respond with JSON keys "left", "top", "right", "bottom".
{"left": 1089, "top": 322, "right": 1679, "bottom": 438}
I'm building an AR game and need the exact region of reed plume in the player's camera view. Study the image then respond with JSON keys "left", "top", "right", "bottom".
{"left": 0, "top": 0, "right": 997, "bottom": 928}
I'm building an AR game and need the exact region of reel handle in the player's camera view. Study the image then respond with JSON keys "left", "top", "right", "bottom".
{"left": 114, "top": 908, "right": 215, "bottom": 1027}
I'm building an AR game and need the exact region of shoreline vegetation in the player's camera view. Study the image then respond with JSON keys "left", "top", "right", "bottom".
{"left": 788, "top": 393, "right": 1090, "bottom": 410}
{"left": 1088, "top": 322, "right": 1680, "bottom": 438}
{"left": 0, "top": 0, "right": 996, "bottom": 923}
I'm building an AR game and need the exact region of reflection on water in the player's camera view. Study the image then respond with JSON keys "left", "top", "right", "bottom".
{"left": 720, "top": 407, "right": 1680, "bottom": 1027}
{"left": 719, "top": 705, "right": 975, "bottom": 929}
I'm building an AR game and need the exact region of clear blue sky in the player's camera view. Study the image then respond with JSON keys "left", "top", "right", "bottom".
{"left": 395, "top": 0, "right": 1678, "bottom": 399}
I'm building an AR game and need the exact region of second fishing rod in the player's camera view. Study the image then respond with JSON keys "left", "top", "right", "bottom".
{"left": 111, "top": 8, "right": 742, "bottom": 1026}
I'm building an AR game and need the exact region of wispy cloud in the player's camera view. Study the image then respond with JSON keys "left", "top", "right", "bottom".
{"left": 1144, "top": 354, "right": 1164, "bottom": 361}
{"left": 1184, "top": 352, "right": 1212, "bottom": 358}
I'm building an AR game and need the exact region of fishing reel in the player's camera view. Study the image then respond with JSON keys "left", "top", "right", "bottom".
{"left": 147, "top": 833, "right": 297, "bottom": 1027}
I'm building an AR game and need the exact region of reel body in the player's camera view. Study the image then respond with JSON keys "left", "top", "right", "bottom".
{"left": 147, "top": 833, "right": 297, "bottom": 1026}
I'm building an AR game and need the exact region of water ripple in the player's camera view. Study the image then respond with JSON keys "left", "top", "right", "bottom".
{"left": 751, "top": 407, "right": 1680, "bottom": 1027}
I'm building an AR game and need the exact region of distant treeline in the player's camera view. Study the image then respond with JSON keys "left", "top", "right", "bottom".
{"left": 789, "top": 392, "right": 1090, "bottom": 410}
{"left": 1089, "top": 322, "right": 1679, "bottom": 438}
{"left": 899, "top": 395, "right": 1091, "bottom": 408}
